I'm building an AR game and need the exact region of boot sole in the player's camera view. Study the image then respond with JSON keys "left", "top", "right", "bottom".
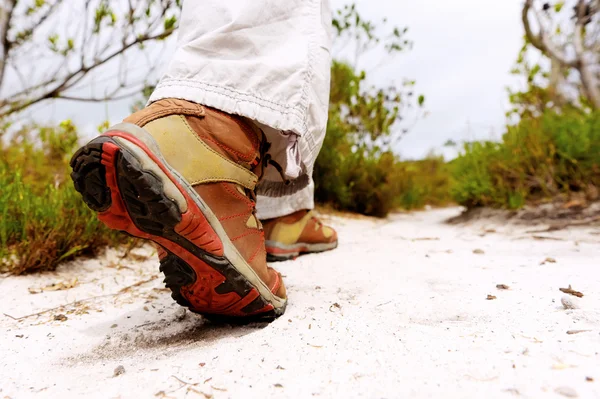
{"left": 265, "top": 240, "right": 338, "bottom": 262}
{"left": 70, "top": 123, "right": 286, "bottom": 322}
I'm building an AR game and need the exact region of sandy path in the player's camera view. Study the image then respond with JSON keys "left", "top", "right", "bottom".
{"left": 1, "top": 207, "right": 599, "bottom": 398}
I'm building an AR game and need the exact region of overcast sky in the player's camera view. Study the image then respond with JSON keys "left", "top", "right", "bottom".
{"left": 29, "top": 0, "right": 528, "bottom": 160}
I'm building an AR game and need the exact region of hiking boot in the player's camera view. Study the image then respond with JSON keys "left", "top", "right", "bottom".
{"left": 262, "top": 210, "right": 338, "bottom": 261}
{"left": 70, "top": 99, "right": 286, "bottom": 321}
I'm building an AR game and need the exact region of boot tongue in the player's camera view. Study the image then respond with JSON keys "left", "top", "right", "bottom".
{"left": 184, "top": 109, "right": 263, "bottom": 170}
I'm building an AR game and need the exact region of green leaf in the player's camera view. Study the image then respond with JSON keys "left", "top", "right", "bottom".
{"left": 418, "top": 95, "right": 425, "bottom": 106}
{"left": 554, "top": 2, "right": 564, "bottom": 12}
{"left": 164, "top": 15, "right": 177, "bottom": 31}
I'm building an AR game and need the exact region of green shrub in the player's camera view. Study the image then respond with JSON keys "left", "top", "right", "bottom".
{"left": 314, "top": 60, "right": 450, "bottom": 216}
{"left": 451, "top": 110, "right": 600, "bottom": 208}
{"left": 0, "top": 121, "right": 129, "bottom": 274}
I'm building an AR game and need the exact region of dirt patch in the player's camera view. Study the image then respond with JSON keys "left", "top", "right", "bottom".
{"left": 447, "top": 201, "right": 600, "bottom": 227}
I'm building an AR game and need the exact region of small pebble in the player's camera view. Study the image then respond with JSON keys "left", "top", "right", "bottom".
{"left": 473, "top": 249, "right": 485, "bottom": 255}
{"left": 555, "top": 386, "right": 578, "bottom": 398}
{"left": 561, "top": 296, "right": 579, "bottom": 310}
{"left": 113, "top": 365, "right": 126, "bottom": 377}
{"left": 174, "top": 308, "right": 187, "bottom": 322}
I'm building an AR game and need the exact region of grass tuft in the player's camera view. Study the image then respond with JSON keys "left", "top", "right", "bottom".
{"left": 0, "top": 121, "right": 130, "bottom": 274}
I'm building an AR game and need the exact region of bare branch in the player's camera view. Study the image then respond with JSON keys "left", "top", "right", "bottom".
{"left": 57, "top": 90, "right": 141, "bottom": 102}
{"left": 0, "top": 28, "right": 174, "bottom": 118}
{"left": 574, "top": 0, "right": 600, "bottom": 108}
{"left": 522, "top": 0, "right": 577, "bottom": 68}
{"left": 0, "top": 0, "right": 16, "bottom": 88}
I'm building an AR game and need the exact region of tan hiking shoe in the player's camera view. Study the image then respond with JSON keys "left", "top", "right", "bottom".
{"left": 262, "top": 210, "right": 338, "bottom": 261}
{"left": 70, "top": 99, "right": 286, "bottom": 321}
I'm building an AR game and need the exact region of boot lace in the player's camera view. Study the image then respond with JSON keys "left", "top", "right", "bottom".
{"left": 258, "top": 133, "right": 290, "bottom": 186}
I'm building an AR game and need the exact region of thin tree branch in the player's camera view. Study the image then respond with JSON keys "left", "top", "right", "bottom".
{"left": 574, "top": 0, "right": 600, "bottom": 108}
{"left": 57, "top": 90, "right": 141, "bottom": 102}
{"left": 0, "top": 28, "right": 174, "bottom": 118}
{"left": 0, "top": 0, "right": 16, "bottom": 88}
{"left": 522, "top": 0, "right": 577, "bottom": 68}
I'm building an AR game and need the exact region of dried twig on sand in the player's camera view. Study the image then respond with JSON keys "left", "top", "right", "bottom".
{"left": 560, "top": 285, "right": 584, "bottom": 298}
{"left": 3, "top": 275, "right": 159, "bottom": 320}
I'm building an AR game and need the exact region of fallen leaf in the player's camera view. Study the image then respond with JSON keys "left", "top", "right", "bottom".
{"left": 329, "top": 303, "right": 341, "bottom": 312}
{"left": 199, "top": 363, "right": 206, "bottom": 367}
{"left": 473, "top": 249, "right": 485, "bottom": 255}
{"left": 566, "top": 330, "right": 591, "bottom": 335}
{"left": 560, "top": 285, "right": 584, "bottom": 298}
{"left": 486, "top": 295, "right": 497, "bottom": 300}
{"left": 586, "top": 377, "right": 594, "bottom": 382}
{"left": 128, "top": 253, "right": 150, "bottom": 262}
{"left": 28, "top": 278, "right": 79, "bottom": 294}
{"left": 552, "top": 363, "right": 577, "bottom": 370}
{"left": 563, "top": 199, "right": 585, "bottom": 209}
{"left": 532, "top": 235, "right": 564, "bottom": 241}
{"left": 496, "top": 284, "right": 510, "bottom": 290}
{"left": 53, "top": 314, "right": 68, "bottom": 322}
{"left": 540, "top": 257, "right": 557, "bottom": 265}
{"left": 274, "top": 383, "right": 283, "bottom": 388}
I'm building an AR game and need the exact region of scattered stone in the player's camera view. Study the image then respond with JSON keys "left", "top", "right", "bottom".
{"left": 111, "top": 324, "right": 118, "bottom": 328}
{"left": 143, "top": 306, "right": 149, "bottom": 311}
{"left": 496, "top": 284, "right": 510, "bottom": 290}
{"left": 561, "top": 296, "right": 579, "bottom": 309}
{"left": 199, "top": 362, "right": 206, "bottom": 367}
{"left": 473, "top": 249, "right": 485, "bottom": 255}
{"left": 274, "top": 383, "right": 283, "bottom": 388}
{"left": 486, "top": 295, "right": 497, "bottom": 300}
{"left": 560, "top": 285, "right": 584, "bottom": 298}
{"left": 174, "top": 308, "right": 187, "bottom": 322}
{"left": 555, "top": 386, "right": 578, "bottom": 398}
{"left": 276, "top": 365, "right": 285, "bottom": 370}
{"left": 54, "top": 314, "right": 68, "bottom": 322}
{"left": 113, "top": 365, "right": 126, "bottom": 377}
{"left": 586, "top": 376, "right": 594, "bottom": 382}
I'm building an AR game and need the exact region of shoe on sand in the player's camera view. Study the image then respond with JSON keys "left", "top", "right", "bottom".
{"left": 262, "top": 210, "right": 338, "bottom": 261}
{"left": 70, "top": 99, "right": 286, "bottom": 321}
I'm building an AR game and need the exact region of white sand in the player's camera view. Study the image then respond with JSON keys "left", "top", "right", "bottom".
{"left": 1, "top": 207, "right": 599, "bottom": 398}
